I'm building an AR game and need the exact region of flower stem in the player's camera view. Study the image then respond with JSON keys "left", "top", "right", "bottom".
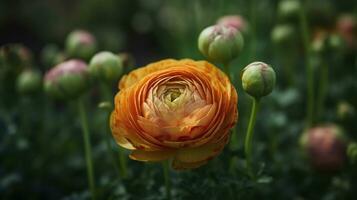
{"left": 223, "top": 62, "right": 233, "bottom": 82}
{"left": 316, "top": 62, "right": 328, "bottom": 121}
{"left": 101, "top": 83, "right": 128, "bottom": 179}
{"left": 118, "top": 146, "right": 127, "bottom": 178}
{"left": 162, "top": 161, "right": 172, "bottom": 200}
{"left": 299, "top": 1, "right": 315, "bottom": 128}
{"left": 244, "top": 97, "right": 260, "bottom": 179}
{"left": 249, "top": 0, "right": 257, "bottom": 59}
{"left": 78, "top": 98, "right": 96, "bottom": 200}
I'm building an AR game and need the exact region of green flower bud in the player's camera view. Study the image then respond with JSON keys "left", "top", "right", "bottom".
{"left": 278, "top": 0, "right": 301, "bottom": 20}
{"left": 118, "top": 52, "right": 136, "bottom": 74}
{"left": 337, "top": 101, "right": 355, "bottom": 120}
{"left": 44, "top": 59, "right": 91, "bottom": 99}
{"left": 198, "top": 25, "right": 244, "bottom": 64}
{"left": 347, "top": 142, "right": 357, "bottom": 164}
{"left": 89, "top": 51, "right": 124, "bottom": 83}
{"left": 16, "top": 69, "right": 42, "bottom": 94}
{"left": 271, "top": 24, "right": 296, "bottom": 45}
{"left": 41, "top": 44, "right": 66, "bottom": 68}
{"left": 300, "top": 124, "right": 347, "bottom": 171}
{"left": 65, "top": 30, "right": 97, "bottom": 61}
{"left": 241, "top": 62, "right": 276, "bottom": 99}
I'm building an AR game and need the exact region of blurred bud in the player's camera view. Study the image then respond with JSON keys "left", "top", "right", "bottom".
{"left": 44, "top": 59, "right": 91, "bottom": 99}
{"left": 96, "top": 28, "right": 125, "bottom": 52}
{"left": 337, "top": 101, "right": 355, "bottom": 120}
{"left": 311, "top": 31, "right": 344, "bottom": 54}
{"left": 278, "top": 0, "right": 301, "bottom": 20}
{"left": 336, "top": 14, "right": 356, "bottom": 48}
{"left": 300, "top": 124, "right": 347, "bottom": 171}
{"left": 16, "top": 69, "right": 42, "bottom": 95}
{"left": 41, "top": 44, "right": 66, "bottom": 68}
{"left": 347, "top": 142, "right": 357, "bottom": 164}
{"left": 89, "top": 51, "right": 123, "bottom": 83}
{"left": 65, "top": 30, "right": 97, "bottom": 61}
{"left": 217, "top": 15, "right": 247, "bottom": 33}
{"left": 118, "top": 52, "right": 136, "bottom": 74}
{"left": 0, "top": 44, "right": 33, "bottom": 73}
{"left": 241, "top": 62, "right": 276, "bottom": 99}
{"left": 98, "top": 101, "right": 113, "bottom": 110}
{"left": 271, "top": 24, "right": 296, "bottom": 45}
{"left": 198, "top": 25, "right": 244, "bottom": 64}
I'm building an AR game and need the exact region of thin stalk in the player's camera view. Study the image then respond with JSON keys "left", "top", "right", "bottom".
{"left": 223, "top": 62, "right": 238, "bottom": 151}
{"left": 299, "top": 1, "right": 315, "bottom": 127}
{"left": 78, "top": 98, "right": 96, "bottom": 200}
{"left": 101, "top": 83, "right": 128, "bottom": 179}
{"left": 316, "top": 62, "right": 329, "bottom": 121}
{"left": 249, "top": 0, "right": 257, "bottom": 59}
{"left": 282, "top": 50, "right": 295, "bottom": 87}
{"left": 163, "top": 161, "right": 172, "bottom": 200}
{"left": 223, "top": 63, "right": 233, "bottom": 82}
{"left": 244, "top": 97, "right": 260, "bottom": 179}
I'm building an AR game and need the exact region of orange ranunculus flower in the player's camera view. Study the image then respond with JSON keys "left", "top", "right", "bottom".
{"left": 110, "top": 59, "right": 238, "bottom": 170}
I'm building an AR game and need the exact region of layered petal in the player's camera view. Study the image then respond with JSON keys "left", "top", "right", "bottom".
{"left": 110, "top": 59, "right": 238, "bottom": 170}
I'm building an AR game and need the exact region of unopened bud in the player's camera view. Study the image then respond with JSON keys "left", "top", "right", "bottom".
{"left": 278, "top": 0, "right": 301, "bottom": 20}
{"left": 89, "top": 51, "right": 124, "bottom": 83}
{"left": 300, "top": 124, "right": 347, "bottom": 171}
{"left": 44, "top": 59, "right": 91, "bottom": 99}
{"left": 241, "top": 62, "right": 276, "bottom": 99}
{"left": 198, "top": 25, "right": 244, "bottom": 64}
{"left": 347, "top": 142, "right": 357, "bottom": 164}
{"left": 271, "top": 24, "right": 296, "bottom": 45}
{"left": 65, "top": 30, "right": 97, "bottom": 61}
{"left": 16, "top": 69, "right": 42, "bottom": 94}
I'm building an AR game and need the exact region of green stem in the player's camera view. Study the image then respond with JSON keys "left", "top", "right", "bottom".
{"left": 163, "top": 161, "right": 172, "bottom": 200}
{"left": 101, "top": 83, "right": 128, "bottom": 179}
{"left": 244, "top": 97, "right": 260, "bottom": 179}
{"left": 223, "top": 62, "right": 233, "bottom": 82}
{"left": 118, "top": 147, "right": 127, "bottom": 178}
{"left": 283, "top": 51, "right": 295, "bottom": 87}
{"left": 249, "top": 0, "right": 257, "bottom": 59}
{"left": 299, "top": 1, "right": 315, "bottom": 128}
{"left": 316, "top": 62, "right": 328, "bottom": 122}
{"left": 78, "top": 98, "right": 96, "bottom": 200}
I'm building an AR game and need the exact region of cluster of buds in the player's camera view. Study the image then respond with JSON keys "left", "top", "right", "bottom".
{"left": 311, "top": 30, "right": 344, "bottom": 55}
{"left": 0, "top": 44, "right": 33, "bottom": 74}
{"left": 300, "top": 124, "right": 347, "bottom": 172}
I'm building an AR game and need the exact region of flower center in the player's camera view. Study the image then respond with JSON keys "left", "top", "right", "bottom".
{"left": 165, "top": 88, "right": 181, "bottom": 102}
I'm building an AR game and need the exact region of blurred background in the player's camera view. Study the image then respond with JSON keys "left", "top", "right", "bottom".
{"left": 0, "top": 0, "right": 356, "bottom": 199}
